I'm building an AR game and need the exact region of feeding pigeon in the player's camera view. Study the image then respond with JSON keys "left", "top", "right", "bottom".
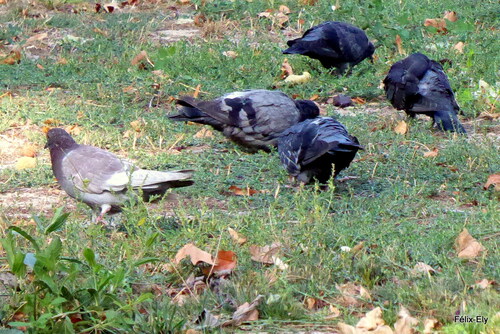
{"left": 168, "top": 89, "right": 320, "bottom": 151}
{"left": 282, "top": 21, "right": 375, "bottom": 73}
{"left": 383, "top": 52, "right": 466, "bottom": 134}
{"left": 278, "top": 117, "right": 362, "bottom": 184}
{"left": 46, "top": 128, "right": 193, "bottom": 221}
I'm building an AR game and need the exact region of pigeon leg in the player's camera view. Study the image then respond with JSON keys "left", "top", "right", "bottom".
{"left": 96, "top": 204, "right": 112, "bottom": 223}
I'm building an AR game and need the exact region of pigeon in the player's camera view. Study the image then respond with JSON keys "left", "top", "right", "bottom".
{"left": 46, "top": 128, "right": 193, "bottom": 221}
{"left": 383, "top": 52, "right": 466, "bottom": 134}
{"left": 282, "top": 21, "right": 375, "bottom": 73}
{"left": 277, "top": 117, "right": 362, "bottom": 184}
{"left": 168, "top": 89, "right": 320, "bottom": 151}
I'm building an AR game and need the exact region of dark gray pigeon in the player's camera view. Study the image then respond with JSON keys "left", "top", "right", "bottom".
{"left": 278, "top": 117, "right": 362, "bottom": 184}
{"left": 46, "top": 128, "right": 193, "bottom": 221}
{"left": 383, "top": 52, "right": 466, "bottom": 134}
{"left": 283, "top": 21, "right": 375, "bottom": 73}
{"left": 168, "top": 89, "right": 320, "bottom": 151}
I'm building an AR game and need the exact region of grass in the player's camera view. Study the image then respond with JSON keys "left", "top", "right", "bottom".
{"left": 0, "top": 0, "right": 499, "bottom": 332}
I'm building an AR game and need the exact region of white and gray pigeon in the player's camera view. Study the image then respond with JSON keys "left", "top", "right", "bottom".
{"left": 383, "top": 52, "right": 466, "bottom": 134}
{"left": 46, "top": 128, "right": 193, "bottom": 221}
{"left": 168, "top": 89, "right": 320, "bottom": 151}
{"left": 278, "top": 117, "right": 362, "bottom": 184}
{"left": 283, "top": 21, "right": 375, "bottom": 73}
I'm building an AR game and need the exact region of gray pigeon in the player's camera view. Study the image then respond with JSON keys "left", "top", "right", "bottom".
{"left": 283, "top": 21, "right": 375, "bottom": 73}
{"left": 46, "top": 128, "right": 193, "bottom": 221}
{"left": 168, "top": 89, "right": 320, "bottom": 151}
{"left": 383, "top": 52, "right": 466, "bottom": 134}
{"left": 278, "top": 117, "right": 362, "bottom": 184}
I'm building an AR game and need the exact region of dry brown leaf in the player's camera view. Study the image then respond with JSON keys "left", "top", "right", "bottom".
{"left": 223, "top": 295, "right": 264, "bottom": 327}
{"left": 274, "top": 12, "right": 289, "bottom": 27}
{"left": 483, "top": 174, "right": 500, "bottom": 191}
{"left": 284, "top": 71, "right": 311, "bottom": 84}
{"left": 257, "top": 11, "right": 272, "bottom": 18}
{"left": 357, "top": 307, "right": 387, "bottom": 331}
{"left": 57, "top": 57, "right": 68, "bottom": 65}
{"left": 335, "top": 282, "right": 372, "bottom": 307}
{"left": 193, "top": 128, "right": 214, "bottom": 138}
{"left": 26, "top": 32, "right": 48, "bottom": 45}
{"left": 1, "top": 47, "right": 21, "bottom": 65}
{"left": 473, "top": 278, "right": 495, "bottom": 289}
{"left": 281, "top": 58, "right": 294, "bottom": 78}
{"left": 305, "top": 297, "right": 316, "bottom": 310}
{"left": 19, "top": 144, "right": 37, "bottom": 158}
{"left": 455, "top": 228, "right": 485, "bottom": 259}
{"left": 352, "top": 97, "right": 366, "bottom": 104}
{"left": 423, "top": 319, "right": 439, "bottom": 334}
{"left": 203, "top": 250, "right": 237, "bottom": 275}
{"left": 249, "top": 243, "right": 281, "bottom": 264}
{"left": 423, "top": 148, "right": 439, "bottom": 158}
{"left": 395, "top": 35, "right": 405, "bottom": 55}
{"left": 130, "top": 119, "right": 145, "bottom": 132}
{"left": 279, "top": 5, "right": 291, "bottom": 14}
{"left": 424, "top": 19, "right": 447, "bottom": 33}
{"left": 411, "top": 262, "right": 436, "bottom": 276}
{"left": 444, "top": 11, "right": 458, "bottom": 22}
{"left": 222, "top": 50, "right": 238, "bottom": 59}
{"left": 65, "top": 124, "right": 82, "bottom": 136}
{"left": 453, "top": 42, "right": 465, "bottom": 53}
{"left": 174, "top": 243, "right": 215, "bottom": 265}
{"left": 394, "top": 306, "right": 419, "bottom": 334}
{"left": 15, "top": 157, "right": 37, "bottom": 170}
{"left": 36, "top": 64, "right": 45, "bottom": 70}
{"left": 394, "top": 120, "right": 408, "bottom": 134}
{"left": 228, "top": 227, "right": 247, "bottom": 245}
{"left": 192, "top": 84, "right": 201, "bottom": 98}
{"left": 326, "top": 305, "right": 341, "bottom": 319}
{"left": 130, "top": 50, "right": 154, "bottom": 68}
{"left": 228, "top": 185, "right": 259, "bottom": 196}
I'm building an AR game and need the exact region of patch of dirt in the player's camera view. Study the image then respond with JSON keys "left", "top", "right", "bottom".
{"left": 150, "top": 17, "right": 200, "bottom": 45}
{"left": 0, "top": 123, "right": 45, "bottom": 168}
{"left": 0, "top": 186, "right": 77, "bottom": 220}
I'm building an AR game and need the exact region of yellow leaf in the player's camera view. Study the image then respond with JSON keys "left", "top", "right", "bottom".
{"left": 423, "top": 148, "right": 439, "bottom": 158}
{"left": 228, "top": 227, "right": 247, "bottom": 245}
{"left": 455, "top": 228, "right": 486, "bottom": 259}
{"left": 174, "top": 243, "right": 215, "bottom": 265}
{"left": 394, "top": 120, "right": 408, "bottom": 134}
{"left": 284, "top": 71, "right": 311, "bottom": 85}
{"left": 15, "top": 157, "right": 37, "bottom": 170}
{"left": 394, "top": 306, "right": 419, "bottom": 334}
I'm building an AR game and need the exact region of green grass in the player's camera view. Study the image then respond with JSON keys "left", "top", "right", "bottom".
{"left": 0, "top": 0, "right": 499, "bottom": 332}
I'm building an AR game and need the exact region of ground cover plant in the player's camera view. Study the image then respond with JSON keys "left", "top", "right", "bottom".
{"left": 0, "top": 0, "right": 498, "bottom": 332}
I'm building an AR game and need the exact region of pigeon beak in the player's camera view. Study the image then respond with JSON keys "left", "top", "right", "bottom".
{"left": 44, "top": 142, "right": 49, "bottom": 149}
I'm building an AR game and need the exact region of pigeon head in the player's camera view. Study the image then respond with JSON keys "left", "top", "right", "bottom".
{"left": 366, "top": 42, "right": 375, "bottom": 61}
{"left": 295, "top": 100, "right": 320, "bottom": 121}
{"left": 46, "top": 128, "right": 78, "bottom": 152}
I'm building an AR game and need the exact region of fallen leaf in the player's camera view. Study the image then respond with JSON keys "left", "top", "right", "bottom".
{"left": 249, "top": 243, "right": 281, "bottom": 264}
{"left": 424, "top": 18, "right": 447, "bottom": 33}
{"left": 19, "top": 144, "right": 37, "bottom": 157}
{"left": 352, "top": 97, "right": 366, "bottom": 104}
{"left": 394, "top": 120, "right": 408, "bottom": 134}
{"left": 483, "top": 174, "right": 500, "bottom": 191}
{"left": 194, "top": 309, "right": 220, "bottom": 329}
{"left": 192, "top": 84, "right": 201, "bottom": 98}
{"left": 325, "top": 305, "right": 341, "bottom": 319}
{"left": 257, "top": 11, "right": 272, "bottom": 18}
{"left": 222, "top": 51, "right": 238, "bottom": 59}
{"left": 455, "top": 228, "right": 486, "bottom": 259}
{"left": 57, "top": 57, "right": 68, "bottom": 65}
{"left": 278, "top": 5, "right": 291, "bottom": 14}
{"left": 394, "top": 306, "right": 419, "bottom": 334}
{"left": 335, "top": 282, "right": 372, "bottom": 308}
{"left": 356, "top": 307, "right": 386, "bottom": 331}
{"left": 1, "top": 47, "right": 21, "bottom": 65}
{"left": 280, "top": 58, "right": 294, "bottom": 78}
{"left": 423, "top": 148, "right": 439, "bottom": 158}
{"left": 395, "top": 35, "right": 405, "bottom": 55}
{"left": 228, "top": 227, "right": 247, "bottom": 245}
{"left": 65, "top": 124, "right": 82, "bottom": 136}
{"left": 130, "top": 119, "right": 145, "bottom": 132}
{"left": 229, "top": 185, "right": 259, "bottom": 196}
{"left": 36, "top": 64, "right": 45, "bottom": 70}
{"left": 411, "top": 262, "right": 436, "bottom": 276}
{"left": 130, "top": 50, "right": 154, "bottom": 68}
{"left": 15, "top": 157, "right": 37, "bottom": 170}
{"left": 223, "top": 295, "right": 264, "bottom": 327}
{"left": 272, "top": 256, "right": 288, "bottom": 270}
{"left": 26, "top": 32, "right": 48, "bottom": 45}
{"left": 194, "top": 128, "right": 213, "bottom": 138}
{"left": 274, "top": 12, "right": 289, "bottom": 27}
{"left": 305, "top": 297, "right": 316, "bottom": 310}
{"left": 423, "top": 319, "right": 439, "bottom": 334}
{"left": 453, "top": 42, "right": 465, "bottom": 53}
{"left": 203, "top": 250, "right": 237, "bottom": 276}
{"left": 444, "top": 11, "right": 458, "bottom": 22}
{"left": 309, "top": 94, "right": 319, "bottom": 101}
{"left": 193, "top": 13, "right": 207, "bottom": 27}
{"left": 473, "top": 279, "right": 495, "bottom": 289}
{"left": 174, "top": 243, "right": 215, "bottom": 265}
{"left": 284, "top": 71, "right": 311, "bottom": 84}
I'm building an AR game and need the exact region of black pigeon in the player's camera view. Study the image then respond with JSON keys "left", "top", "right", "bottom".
{"left": 46, "top": 128, "right": 193, "bottom": 221}
{"left": 383, "top": 52, "right": 466, "bottom": 134}
{"left": 283, "top": 21, "right": 375, "bottom": 73}
{"left": 168, "top": 89, "right": 320, "bottom": 151}
{"left": 278, "top": 117, "right": 362, "bottom": 184}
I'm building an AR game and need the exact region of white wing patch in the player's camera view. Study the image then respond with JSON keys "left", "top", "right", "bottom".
{"left": 105, "top": 171, "right": 130, "bottom": 190}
